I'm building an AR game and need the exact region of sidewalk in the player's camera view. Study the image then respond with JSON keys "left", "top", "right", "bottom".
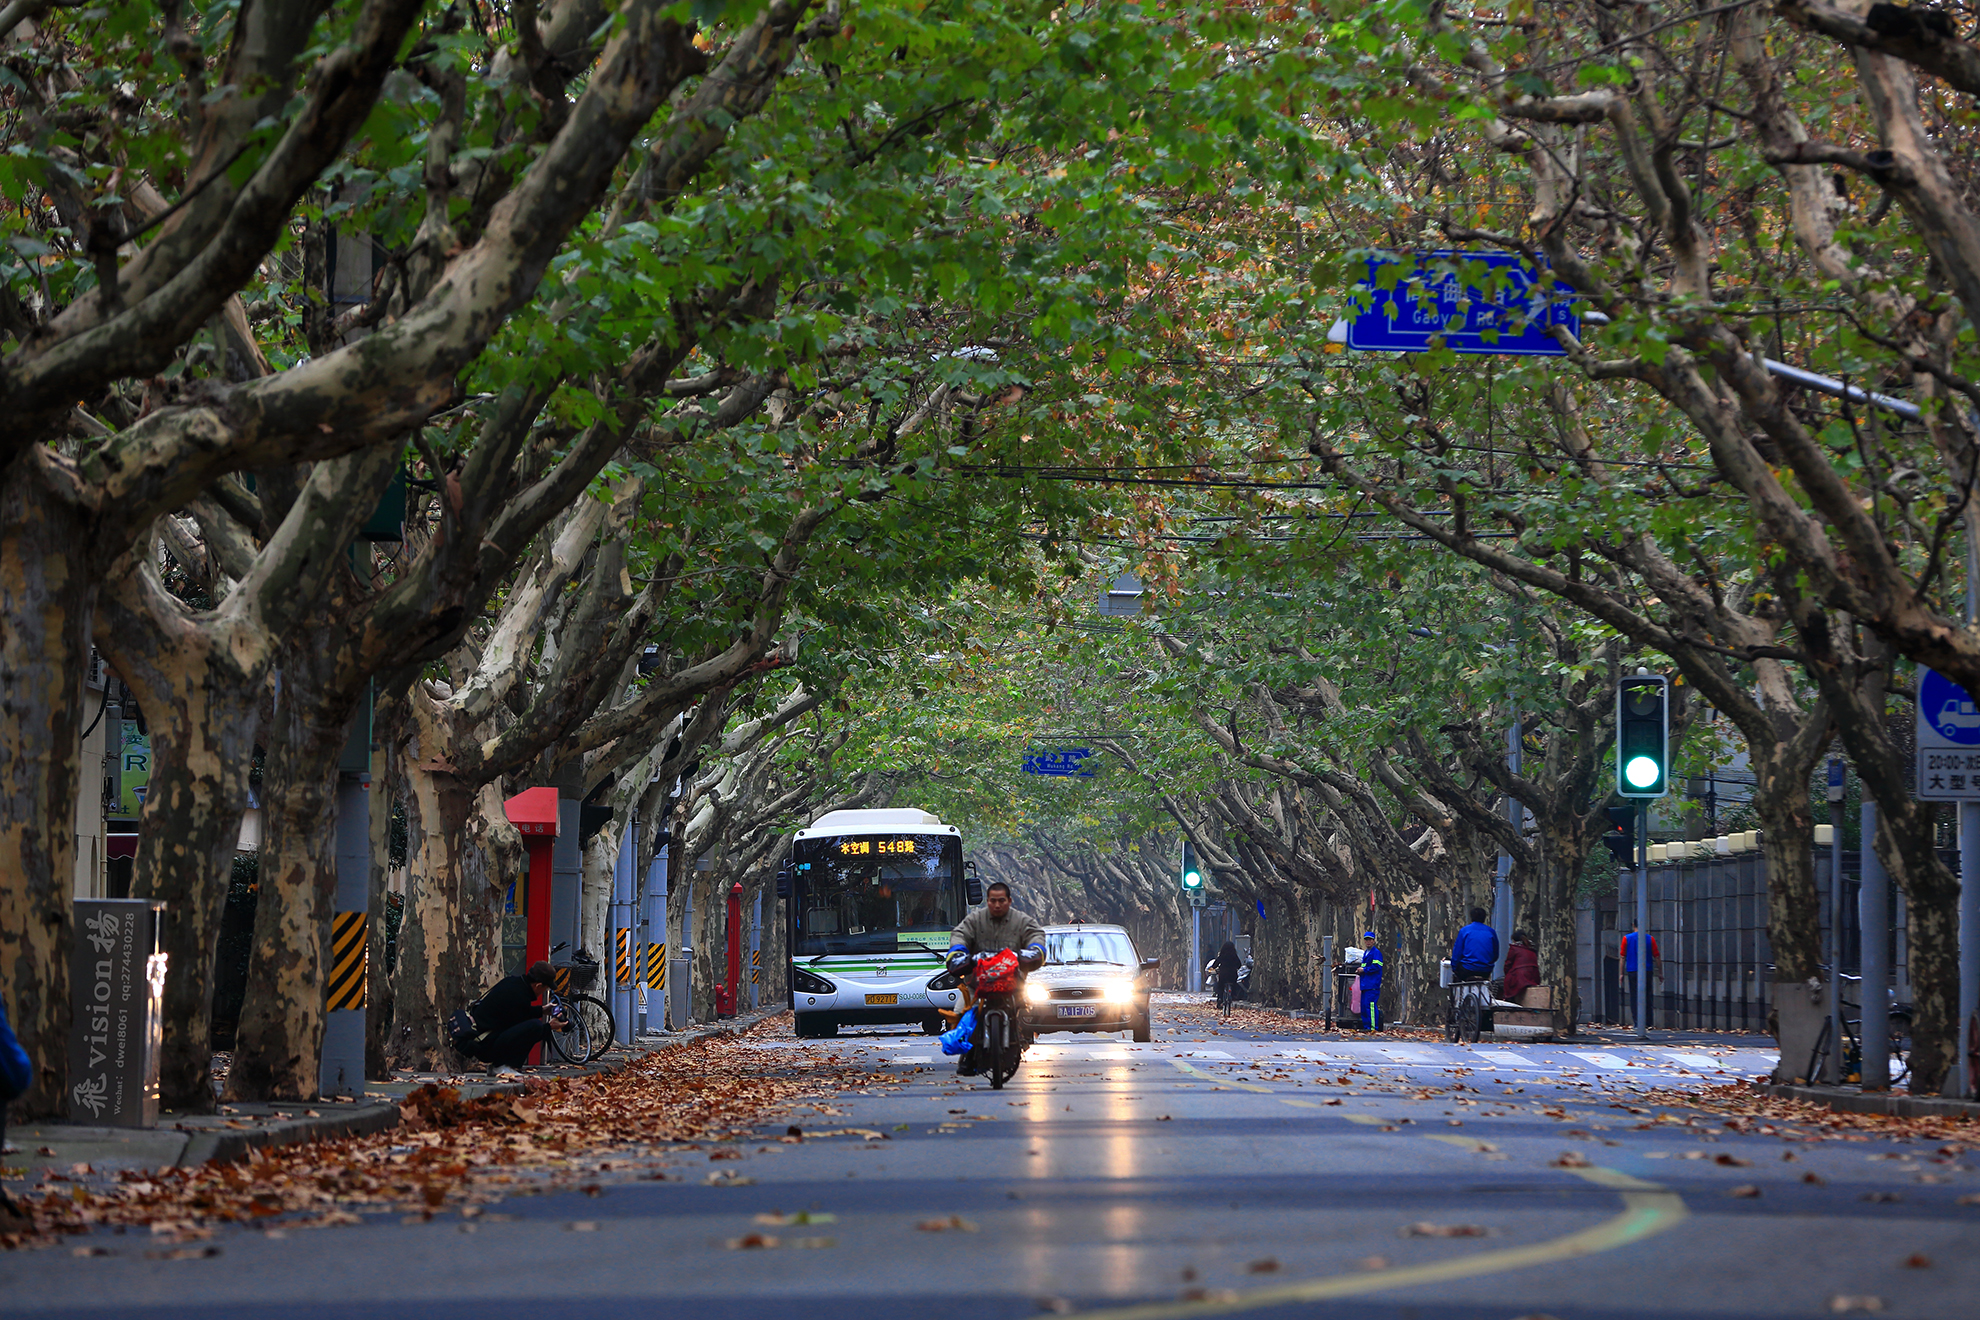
{"left": 2, "top": 1008, "right": 784, "bottom": 1184}
{"left": 1759, "top": 1080, "right": 1980, "bottom": 1121}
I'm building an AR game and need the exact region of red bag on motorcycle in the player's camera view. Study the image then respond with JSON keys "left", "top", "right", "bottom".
{"left": 972, "top": 949, "right": 1021, "bottom": 994}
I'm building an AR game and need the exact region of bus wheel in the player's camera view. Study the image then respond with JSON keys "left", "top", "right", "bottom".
{"left": 795, "top": 1013, "right": 836, "bottom": 1038}
{"left": 922, "top": 1016, "right": 944, "bottom": 1035}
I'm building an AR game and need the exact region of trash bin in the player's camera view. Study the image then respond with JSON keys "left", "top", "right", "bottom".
{"left": 68, "top": 898, "right": 167, "bottom": 1127}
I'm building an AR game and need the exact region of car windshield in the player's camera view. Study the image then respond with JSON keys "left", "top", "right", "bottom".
{"left": 1045, "top": 929, "right": 1136, "bottom": 967}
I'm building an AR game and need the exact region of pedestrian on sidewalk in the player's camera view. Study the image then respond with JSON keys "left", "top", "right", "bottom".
{"left": 1, "top": 991, "right": 32, "bottom": 1222}
{"left": 1619, "top": 925, "right": 1661, "bottom": 1027}
{"left": 1503, "top": 930, "right": 1541, "bottom": 1004}
{"left": 1357, "top": 932, "right": 1384, "bottom": 1032}
{"left": 456, "top": 962, "right": 566, "bottom": 1077}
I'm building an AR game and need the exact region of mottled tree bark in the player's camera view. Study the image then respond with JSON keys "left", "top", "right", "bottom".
{"left": 0, "top": 460, "right": 92, "bottom": 1116}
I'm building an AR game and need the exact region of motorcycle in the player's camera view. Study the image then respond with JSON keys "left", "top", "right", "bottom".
{"left": 951, "top": 948, "right": 1036, "bottom": 1089}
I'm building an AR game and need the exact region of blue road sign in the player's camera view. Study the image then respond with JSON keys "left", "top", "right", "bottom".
{"left": 1920, "top": 669, "right": 1980, "bottom": 746}
{"left": 1024, "top": 748, "right": 1096, "bottom": 778}
{"left": 1347, "top": 250, "right": 1578, "bottom": 356}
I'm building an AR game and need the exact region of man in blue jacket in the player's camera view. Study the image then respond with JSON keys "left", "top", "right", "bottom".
{"left": 1, "top": 992, "right": 32, "bottom": 1222}
{"left": 1450, "top": 907, "right": 1500, "bottom": 982}
{"left": 1357, "top": 932, "right": 1385, "bottom": 1032}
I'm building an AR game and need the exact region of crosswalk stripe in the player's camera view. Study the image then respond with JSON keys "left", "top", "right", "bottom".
{"left": 1568, "top": 1052, "right": 1631, "bottom": 1068}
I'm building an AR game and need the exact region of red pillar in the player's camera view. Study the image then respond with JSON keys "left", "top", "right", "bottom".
{"left": 504, "top": 788, "right": 561, "bottom": 1064}
{"left": 719, "top": 881, "right": 743, "bottom": 1016}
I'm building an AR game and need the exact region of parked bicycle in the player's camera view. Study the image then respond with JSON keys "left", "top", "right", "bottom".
{"left": 1805, "top": 972, "right": 1911, "bottom": 1086}
{"left": 547, "top": 942, "right": 615, "bottom": 1065}
{"left": 1446, "top": 979, "right": 1491, "bottom": 1044}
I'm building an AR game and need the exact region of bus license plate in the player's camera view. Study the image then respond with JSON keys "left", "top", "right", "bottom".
{"left": 865, "top": 994, "right": 898, "bottom": 1005}
{"left": 1057, "top": 1005, "right": 1098, "bottom": 1018}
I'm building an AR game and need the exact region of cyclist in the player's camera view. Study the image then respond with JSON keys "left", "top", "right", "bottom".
{"left": 947, "top": 881, "right": 1045, "bottom": 1075}
{"left": 1449, "top": 907, "right": 1499, "bottom": 983}
{"left": 1213, "top": 940, "right": 1243, "bottom": 1014}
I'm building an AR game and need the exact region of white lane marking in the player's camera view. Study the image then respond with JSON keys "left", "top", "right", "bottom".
{"left": 1176, "top": 1049, "right": 1234, "bottom": 1059}
{"left": 1473, "top": 1050, "right": 1539, "bottom": 1066}
{"left": 1379, "top": 1048, "right": 1440, "bottom": 1063}
{"left": 1658, "top": 1051, "right": 1719, "bottom": 1069}
{"left": 1568, "top": 1052, "right": 1632, "bottom": 1069}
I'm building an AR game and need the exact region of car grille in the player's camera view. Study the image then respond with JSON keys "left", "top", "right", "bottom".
{"left": 1048, "top": 987, "right": 1101, "bottom": 1000}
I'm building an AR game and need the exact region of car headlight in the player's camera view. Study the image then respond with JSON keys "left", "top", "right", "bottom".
{"left": 1103, "top": 979, "right": 1134, "bottom": 1004}
{"left": 1024, "top": 981, "right": 1050, "bottom": 1005}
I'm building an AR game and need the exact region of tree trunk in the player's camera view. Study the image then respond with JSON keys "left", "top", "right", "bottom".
{"left": 1751, "top": 758, "right": 1827, "bottom": 1081}
{"left": 364, "top": 728, "right": 397, "bottom": 1081}
{"left": 387, "top": 697, "right": 518, "bottom": 1071}
{"left": 228, "top": 646, "right": 351, "bottom": 1100}
{"left": 1522, "top": 837, "right": 1585, "bottom": 1036}
{"left": 0, "top": 462, "right": 92, "bottom": 1116}
{"left": 110, "top": 626, "right": 264, "bottom": 1113}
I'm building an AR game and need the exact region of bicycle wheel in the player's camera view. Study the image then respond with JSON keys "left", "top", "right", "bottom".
{"left": 568, "top": 994, "right": 615, "bottom": 1063}
{"left": 547, "top": 994, "right": 588, "bottom": 1065}
{"left": 1456, "top": 996, "right": 1481, "bottom": 1044}
{"left": 1444, "top": 997, "right": 1460, "bottom": 1044}
{"left": 1805, "top": 1018, "right": 1832, "bottom": 1085}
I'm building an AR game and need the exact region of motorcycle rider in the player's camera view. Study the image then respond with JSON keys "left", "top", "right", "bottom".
{"left": 947, "top": 881, "right": 1046, "bottom": 1076}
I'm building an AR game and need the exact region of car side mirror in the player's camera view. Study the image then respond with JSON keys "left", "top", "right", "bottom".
{"left": 1140, "top": 958, "right": 1160, "bottom": 970}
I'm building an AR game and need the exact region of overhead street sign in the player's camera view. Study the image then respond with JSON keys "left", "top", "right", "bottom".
{"left": 1917, "top": 668, "right": 1980, "bottom": 799}
{"left": 1347, "top": 250, "right": 1579, "bottom": 356}
{"left": 1024, "top": 747, "right": 1096, "bottom": 778}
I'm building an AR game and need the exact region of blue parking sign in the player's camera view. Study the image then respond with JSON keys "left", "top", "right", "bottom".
{"left": 1347, "top": 250, "right": 1578, "bottom": 356}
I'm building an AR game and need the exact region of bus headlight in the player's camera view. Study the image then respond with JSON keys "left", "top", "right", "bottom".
{"left": 792, "top": 967, "right": 835, "bottom": 996}
{"left": 1023, "top": 981, "right": 1050, "bottom": 1005}
{"left": 1102, "top": 980, "right": 1134, "bottom": 1004}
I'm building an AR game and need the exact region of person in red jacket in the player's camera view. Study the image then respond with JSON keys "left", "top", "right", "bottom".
{"left": 1502, "top": 929, "right": 1541, "bottom": 1004}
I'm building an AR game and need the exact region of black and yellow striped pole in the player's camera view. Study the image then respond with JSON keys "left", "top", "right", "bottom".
{"left": 321, "top": 711, "right": 373, "bottom": 1096}
{"left": 616, "top": 926, "right": 633, "bottom": 986}
{"left": 326, "top": 912, "right": 367, "bottom": 1012}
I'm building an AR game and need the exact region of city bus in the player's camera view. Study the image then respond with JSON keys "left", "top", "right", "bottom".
{"left": 782, "top": 807, "right": 980, "bottom": 1037}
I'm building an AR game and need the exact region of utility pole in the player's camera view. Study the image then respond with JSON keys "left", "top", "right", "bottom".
{"left": 611, "top": 813, "right": 635, "bottom": 1045}
{"left": 1828, "top": 758, "right": 1846, "bottom": 1086}
{"left": 1495, "top": 712, "right": 1519, "bottom": 980}
{"left": 1860, "top": 802, "right": 1891, "bottom": 1089}
{"left": 1960, "top": 515, "right": 1980, "bottom": 1098}
{"left": 1636, "top": 798, "right": 1651, "bottom": 1041}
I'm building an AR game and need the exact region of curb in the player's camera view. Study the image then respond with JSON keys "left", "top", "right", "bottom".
{"left": 176, "top": 1103, "right": 402, "bottom": 1167}
{"left": 1759, "top": 1081, "right": 1980, "bottom": 1121}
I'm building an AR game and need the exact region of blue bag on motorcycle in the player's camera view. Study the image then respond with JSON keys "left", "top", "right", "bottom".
{"left": 938, "top": 1007, "right": 977, "bottom": 1055}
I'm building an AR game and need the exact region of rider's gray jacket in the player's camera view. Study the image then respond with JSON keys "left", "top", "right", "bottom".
{"left": 949, "top": 906, "right": 1046, "bottom": 959}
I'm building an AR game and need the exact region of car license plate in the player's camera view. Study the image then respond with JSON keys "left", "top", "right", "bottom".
{"left": 865, "top": 993, "right": 897, "bottom": 1005}
{"left": 1057, "top": 1005, "right": 1098, "bottom": 1018}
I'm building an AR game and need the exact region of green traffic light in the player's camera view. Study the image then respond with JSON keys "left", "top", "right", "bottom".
{"left": 1623, "top": 754, "right": 1661, "bottom": 789}
{"left": 1182, "top": 870, "right": 1202, "bottom": 890}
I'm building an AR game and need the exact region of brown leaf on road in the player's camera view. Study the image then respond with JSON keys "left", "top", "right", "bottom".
{"left": 917, "top": 1214, "right": 979, "bottom": 1232}
{"left": 1550, "top": 1153, "right": 1592, "bottom": 1168}
{"left": 1401, "top": 1222, "right": 1488, "bottom": 1238}
{"left": 71, "top": 1245, "right": 110, "bottom": 1257}
{"left": 1827, "top": 1297, "right": 1883, "bottom": 1313}
{"left": 1245, "top": 1258, "right": 1280, "bottom": 1273}
{"left": 1903, "top": 1253, "right": 1932, "bottom": 1268}
{"left": 705, "top": 1173, "right": 757, "bottom": 1187}
{"left": 145, "top": 1246, "right": 221, "bottom": 1260}
{"left": 567, "top": 1221, "right": 598, "bottom": 1232}
{"left": 726, "top": 1233, "right": 778, "bottom": 1250}
{"left": 1357, "top": 1256, "right": 1390, "bottom": 1271}
{"left": 1035, "top": 1298, "right": 1075, "bottom": 1315}
{"left": 1713, "top": 1154, "right": 1752, "bottom": 1167}
{"left": 1729, "top": 1185, "right": 1761, "bottom": 1198}
{"left": 1860, "top": 1192, "right": 1902, "bottom": 1203}
{"left": 1957, "top": 1193, "right": 1980, "bottom": 1205}
{"left": 1803, "top": 1172, "right": 1828, "bottom": 1185}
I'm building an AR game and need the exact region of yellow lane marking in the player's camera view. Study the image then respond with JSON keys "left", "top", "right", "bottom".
{"left": 1344, "top": 1114, "right": 1386, "bottom": 1125}
{"left": 1279, "top": 1099, "right": 1325, "bottom": 1109}
{"left": 1057, "top": 1163, "right": 1685, "bottom": 1320}
{"left": 1170, "top": 1059, "right": 1274, "bottom": 1093}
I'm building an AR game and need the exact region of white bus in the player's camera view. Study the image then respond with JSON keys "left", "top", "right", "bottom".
{"left": 781, "top": 807, "right": 977, "bottom": 1037}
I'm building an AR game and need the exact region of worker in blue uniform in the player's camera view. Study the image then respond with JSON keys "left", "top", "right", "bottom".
{"left": 1357, "top": 931, "right": 1384, "bottom": 1032}
{"left": 1449, "top": 907, "right": 1500, "bottom": 982}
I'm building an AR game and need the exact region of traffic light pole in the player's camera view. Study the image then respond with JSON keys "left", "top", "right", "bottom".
{"left": 1636, "top": 798, "right": 1651, "bottom": 1041}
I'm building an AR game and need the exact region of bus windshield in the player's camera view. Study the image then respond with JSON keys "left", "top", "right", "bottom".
{"left": 1046, "top": 929, "right": 1137, "bottom": 967}
{"left": 794, "top": 833, "right": 959, "bottom": 956}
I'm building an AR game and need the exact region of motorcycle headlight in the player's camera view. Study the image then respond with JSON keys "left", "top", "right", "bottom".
{"left": 1103, "top": 979, "right": 1134, "bottom": 1004}
{"left": 1023, "top": 981, "right": 1050, "bottom": 1005}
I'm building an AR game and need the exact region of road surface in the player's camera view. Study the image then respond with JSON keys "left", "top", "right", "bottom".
{"left": 8, "top": 997, "right": 1974, "bottom": 1319}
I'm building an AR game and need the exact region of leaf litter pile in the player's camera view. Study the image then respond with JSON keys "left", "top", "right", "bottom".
{"left": 2, "top": 1028, "right": 895, "bottom": 1252}
{"left": 1635, "top": 1080, "right": 1980, "bottom": 1145}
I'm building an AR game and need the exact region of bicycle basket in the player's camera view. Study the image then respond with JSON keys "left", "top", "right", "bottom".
{"left": 973, "top": 949, "right": 1021, "bottom": 994}
{"left": 557, "top": 960, "right": 599, "bottom": 989}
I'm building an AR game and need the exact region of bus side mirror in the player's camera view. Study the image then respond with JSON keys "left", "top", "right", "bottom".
{"left": 776, "top": 865, "right": 790, "bottom": 899}
{"left": 964, "top": 860, "right": 982, "bottom": 905}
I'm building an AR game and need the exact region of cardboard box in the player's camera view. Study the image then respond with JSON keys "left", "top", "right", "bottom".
{"left": 1519, "top": 986, "right": 1552, "bottom": 1010}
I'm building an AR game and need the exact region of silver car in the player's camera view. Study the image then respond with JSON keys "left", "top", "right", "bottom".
{"left": 1022, "top": 924, "right": 1157, "bottom": 1041}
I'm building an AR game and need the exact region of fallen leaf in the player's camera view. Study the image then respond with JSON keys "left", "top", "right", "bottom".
{"left": 1903, "top": 1253, "right": 1931, "bottom": 1269}
{"left": 1035, "top": 1298, "right": 1075, "bottom": 1315}
{"left": 1729, "top": 1185, "right": 1761, "bottom": 1198}
{"left": 1827, "top": 1297, "right": 1883, "bottom": 1314}
{"left": 726, "top": 1232, "right": 778, "bottom": 1249}
{"left": 1803, "top": 1172, "right": 1828, "bottom": 1186}
{"left": 1402, "top": 1222, "right": 1488, "bottom": 1238}
{"left": 705, "top": 1172, "right": 756, "bottom": 1187}
{"left": 1357, "top": 1256, "right": 1390, "bottom": 1271}
{"left": 145, "top": 1246, "right": 221, "bottom": 1260}
{"left": 1323, "top": 1098, "right": 1343, "bottom": 1106}
{"left": 1550, "top": 1153, "right": 1592, "bottom": 1168}
{"left": 71, "top": 1245, "right": 110, "bottom": 1257}
{"left": 1957, "top": 1193, "right": 1980, "bottom": 1206}
{"left": 916, "top": 1214, "right": 978, "bottom": 1232}
{"left": 1860, "top": 1192, "right": 1902, "bottom": 1203}
{"left": 1245, "top": 1258, "right": 1280, "bottom": 1274}
{"left": 1713, "top": 1154, "right": 1752, "bottom": 1167}
{"left": 790, "top": 1236, "right": 836, "bottom": 1249}
{"left": 567, "top": 1221, "right": 598, "bottom": 1232}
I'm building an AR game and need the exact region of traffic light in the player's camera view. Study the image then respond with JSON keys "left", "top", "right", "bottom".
{"left": 1181, "top": 840, "right": 1205, "bottom": 901}
{"left": 1615, "top": 673, "right": 1670, "bottom": 797}
{"left": 1601, "top": 804, "right": 1637, "bottom": 864}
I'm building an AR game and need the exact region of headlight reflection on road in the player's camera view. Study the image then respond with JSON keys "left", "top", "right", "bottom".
{"left": 1021, "top": 1074, "right": 1146, "bottom": 1295}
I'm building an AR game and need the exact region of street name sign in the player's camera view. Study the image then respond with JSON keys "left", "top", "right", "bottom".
{"left": 1347, "top": 250, "right": 1579, "bottom": 356}
{"left": 1917, "top": 667, "right": 1980, "bottom": 799}
{"left": 1024, "top": 747, "right": 1096, "bottom": 778}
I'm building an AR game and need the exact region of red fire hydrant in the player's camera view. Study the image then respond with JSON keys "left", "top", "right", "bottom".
{"left": 717, "top": 881, "right": 743, "bottom": 1017}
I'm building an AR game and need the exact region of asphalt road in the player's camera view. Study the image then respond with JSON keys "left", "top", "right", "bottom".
{"left": 9, "top": 997, "right": 1976, "bottom": 1320}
